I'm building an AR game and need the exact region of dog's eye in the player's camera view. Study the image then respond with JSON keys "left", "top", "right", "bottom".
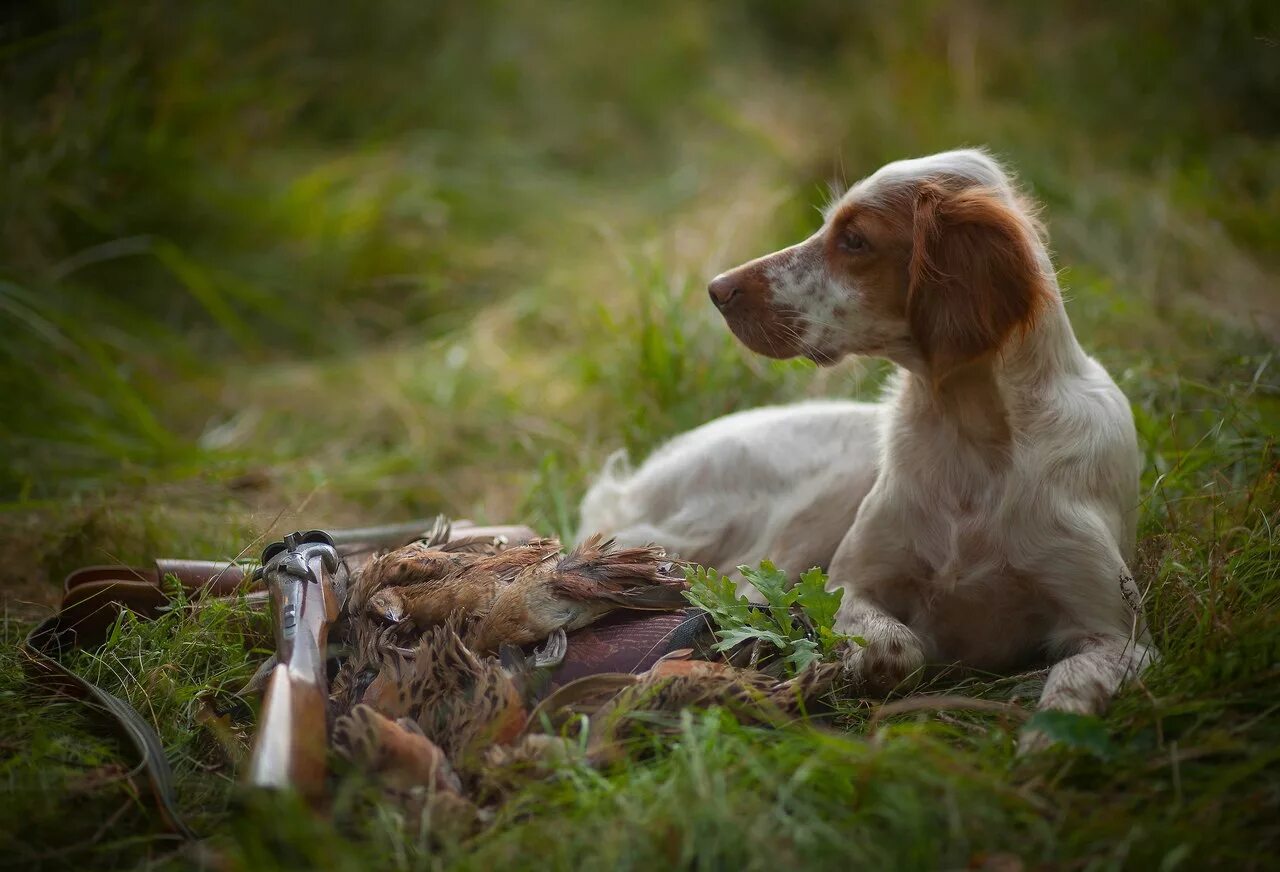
{"left": 838, "top": 230, "right": 869, "bottom": 253}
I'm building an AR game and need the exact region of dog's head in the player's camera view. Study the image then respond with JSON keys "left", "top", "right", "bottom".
{"left": 708, "top": 149, "right": 1054, "bottom": 378}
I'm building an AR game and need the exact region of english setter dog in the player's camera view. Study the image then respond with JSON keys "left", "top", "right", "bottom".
{"left": 579, "top": 149, "right": 1152, "bottom": 745}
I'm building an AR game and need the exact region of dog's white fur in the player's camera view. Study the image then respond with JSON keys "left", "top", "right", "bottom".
{"left": 579, "top": 150, "right": 1152, "bottom": 743}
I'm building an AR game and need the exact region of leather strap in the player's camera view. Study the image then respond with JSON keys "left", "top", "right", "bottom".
{"left": 21, "top": 558, "right": 264, "bottom": 839}
{"left": 549, "top": 609, "right": 713, "bottom": 685}
{"left": 21, "top": 616, "right": 199, "bottom": 840}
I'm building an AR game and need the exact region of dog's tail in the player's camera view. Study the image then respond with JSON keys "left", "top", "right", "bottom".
{"left": 576, "top": 449, "right": 635, "bottom": 543}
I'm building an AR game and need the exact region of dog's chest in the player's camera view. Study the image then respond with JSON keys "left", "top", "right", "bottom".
{"left": 871, "top": 498, "right": 1053, "bottom": 670}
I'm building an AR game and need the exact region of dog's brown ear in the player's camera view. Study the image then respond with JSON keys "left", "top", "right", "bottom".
{"left": 907, "top": 183, "right": 1052, "bottom": 379}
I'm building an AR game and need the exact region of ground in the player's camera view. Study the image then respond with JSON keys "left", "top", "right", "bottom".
{"left": 1, "top": 3, "right": 1278, "bottom": 869}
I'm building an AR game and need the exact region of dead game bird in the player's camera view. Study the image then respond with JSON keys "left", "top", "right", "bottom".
{"left": 522, "top": 653, "right": 841, "bottom": 765}
{"left": 332, "top": 704, "right": 461, "bottom": 795}
{"left": 362, "top": 535, "right": 688, "bottom": 651}
{"left": 345, "top": 528, "right": 516, "bottom": 617}
{"left": 332, "top": 703, "right": 489, "bottom": 840}
{"left": 336, "top": 622, "right": 553, "bottom": 768}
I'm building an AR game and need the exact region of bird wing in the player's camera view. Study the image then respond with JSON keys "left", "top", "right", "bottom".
{"left": 464, "top": 538, "right": 562, "bottom": 583}
{"left": 350, "top": 544, "right": 476, "bottom": 614}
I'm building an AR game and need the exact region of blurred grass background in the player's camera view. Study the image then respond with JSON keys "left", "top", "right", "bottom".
{"left": 1, "top": 1, "right": 1278, "bottom": 869}
{"left": 3, "top": 0, "right": 1275, "bottom": 586}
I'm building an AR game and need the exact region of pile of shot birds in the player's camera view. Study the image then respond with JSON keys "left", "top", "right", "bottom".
{"left": 327, "top": 530, "right": 837, "bottom": 834}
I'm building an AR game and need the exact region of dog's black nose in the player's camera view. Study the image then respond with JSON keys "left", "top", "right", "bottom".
{"left": 708, "top": 275, "right": 740, "bottom": 309}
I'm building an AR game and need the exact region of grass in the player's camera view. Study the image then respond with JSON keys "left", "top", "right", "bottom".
{"left": 2, "top": 2, "right": 1278, "bottom": 869}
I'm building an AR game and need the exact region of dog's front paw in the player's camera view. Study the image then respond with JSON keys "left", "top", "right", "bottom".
{"left": 840, "top": 622, "right": 925, "bottom": 696}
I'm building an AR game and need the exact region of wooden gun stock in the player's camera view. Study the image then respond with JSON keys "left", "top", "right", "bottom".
{"left": 248, "top": 531, "right": 344, "bottom": 802}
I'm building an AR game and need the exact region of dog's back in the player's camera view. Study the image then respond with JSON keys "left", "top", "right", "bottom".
{"left": 579, "top": 400, "right": 881, "bottom": 579}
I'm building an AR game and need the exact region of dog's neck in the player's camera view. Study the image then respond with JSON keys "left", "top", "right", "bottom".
{"left": 891, "top": 281, "right": 1089, "bottom": 450}
{"left": 905, "top": 361, "right": 1012, "bottom": 445}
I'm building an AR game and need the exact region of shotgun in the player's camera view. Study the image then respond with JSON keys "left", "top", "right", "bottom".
{"left": 244, "top": 521, "right": 538, "bottom": 801}
{"left": 247, "top": 530, "right": 345, "bottom": 801}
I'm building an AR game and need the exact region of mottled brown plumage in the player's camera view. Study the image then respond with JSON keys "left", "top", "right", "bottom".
{"left": 517, "top": 653, "right": 839, "bottom": 765}
{"left": 358, "top": 623, "right": 527, "bottom": 765}
{"left": 358, "top": 534, "right": 686, "bottom": 652}
{"left": 329, "top": 525, "right": 839, "bottom": 820}
{"left": 332, "top": 704, "right": 461, "bottom": 794}
{"left": 345, "top": 530, "right": 524, "bottom": 616}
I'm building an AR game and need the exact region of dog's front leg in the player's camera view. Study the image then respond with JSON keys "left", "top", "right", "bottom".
{"left": 835, "top": 595, "right": 926, "bottom": 696}
{"left": 1018, "top": 634, "right": 1153, "bottom": 753}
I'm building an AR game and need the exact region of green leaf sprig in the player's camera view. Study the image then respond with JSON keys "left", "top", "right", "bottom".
{"left": 683, "top": 561, "right": 858, "bottom": 674}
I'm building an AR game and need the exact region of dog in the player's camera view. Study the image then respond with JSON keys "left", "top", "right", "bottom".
{"left": 579, "top": 149, "right": 1152, "bottom": 742}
